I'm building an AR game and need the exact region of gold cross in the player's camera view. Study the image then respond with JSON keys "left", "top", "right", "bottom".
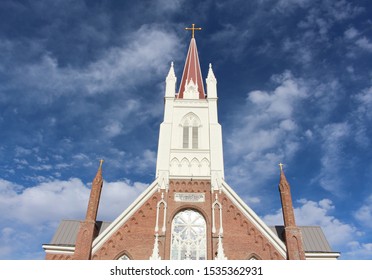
{"left": 185, "top": 23, "right": 202, "bottom": 38}
{"left": 279, "top": 163, "right": 284, "bottom": 172}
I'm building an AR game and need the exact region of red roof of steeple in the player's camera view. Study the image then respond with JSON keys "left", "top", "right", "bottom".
{"left": 177, "top": 38, "right": 205, "bottom": 99}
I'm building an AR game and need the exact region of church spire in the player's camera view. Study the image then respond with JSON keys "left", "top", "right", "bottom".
{"left": 74, "top": 160, "right": 104, "bottom": 260}
{"left": 85, "top": 159, "right": 104, "bottom": 221}
{"left": 177, "top": 25, "right": 205, "bottom": 99}
{"left": 278, "top": 164, "right": 296, "bottom": 227}
{"left": 278, "top": 164, "right": 306, "bottom": 260}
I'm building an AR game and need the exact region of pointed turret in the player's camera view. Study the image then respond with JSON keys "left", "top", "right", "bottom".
{"left": 74, "top": 160, "right": 104, "bottom": 260}
{"left": 165, "top": 62, "right": 177, "bottom": 98}
{"left": 85, "top": 159, "right": 104, "bottom": 221}
{"left": 177, "top": 37, "right": 205, "bottom": 99}
{"left": 278, "top": 164, "right": 296, "bottom": 227}
{"left": 206, "top": 63, "right": 217, "bottom": 99}
{"left": 278, "top": 163, "right": 306, "bottom": 260}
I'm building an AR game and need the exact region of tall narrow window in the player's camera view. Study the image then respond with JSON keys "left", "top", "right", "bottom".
{"left": 181, "top": 113, "right": 200, "bottom": 149}
{"left": 183, "top": 126, "right": 189, "bottom": 148}
{"left": 192, "top": 126, "right": 198, "bottom": 149}
{"left": 170, "top": 209, "right": 207, "bottom": 260}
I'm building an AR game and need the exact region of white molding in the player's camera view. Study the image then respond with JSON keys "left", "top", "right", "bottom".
{"left": 221, "top": 179, "right": 287, "bottom": 258}
{"left": 171, "top": 148, "right": 210, "bottom": 153}
{"left": 174, "top": 99, "right": 208, "bottom": 107}
{"left": 305, "top": 252, "right": 340, "bottom": 260}
{"left": 91, "top": 179, "right": 159, "bottom": 254}
{"left": 42, "top": 245, "right": 75, "bottom": 255}
{"left": 169, "top": 175, "right": 211, "bottom": 180}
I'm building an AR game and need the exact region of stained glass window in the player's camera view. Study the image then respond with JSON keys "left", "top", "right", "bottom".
{"left": 170, "top": 209, "right": 206, "bottom": 260}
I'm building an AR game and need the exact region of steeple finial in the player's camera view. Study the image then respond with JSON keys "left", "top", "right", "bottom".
{"left": 185, "top": 23, "right": 202, "bottom": 38}
{"left": 178, "top": 29, "right": 205, "bottom": 99}
{"left": 279, "top": 162, "right": 284, "bottom": 172}
{"left": 99, "top": 159, "right": 104, "bottom": 169}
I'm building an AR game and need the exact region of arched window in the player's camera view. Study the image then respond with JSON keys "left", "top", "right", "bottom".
{"left": 181, "top": 113, "right": 200, "bottom": 149}
{"left": 117, "top": 254, "right": 130, "bottom": 260}
{"left": 170, "top": 209, "right": 206, "bottom": 260}
{"left": 247, "top": 253, "right": 261, "bottom": 260}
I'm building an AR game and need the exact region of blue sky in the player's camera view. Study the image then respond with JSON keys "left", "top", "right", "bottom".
{"left": 0, "top": 0, "right": 371, "bottom": 260}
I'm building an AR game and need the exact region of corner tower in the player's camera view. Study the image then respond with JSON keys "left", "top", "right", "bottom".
{"left": 74, "top": 160, "right": 104, "bottom": 260}
{"left": 278, "top": 164, "right": 306, "bottom": 260}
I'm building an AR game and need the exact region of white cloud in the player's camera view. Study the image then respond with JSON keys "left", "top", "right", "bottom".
{"left": 280, "top": 119, "right": 297, "bottom": 131}
{"left": 154, "top": 0, "right": 185, "bottom": 12}
{"left": 354, "top": 195, "right": 372, "bottom": 228}
{"left": 98, "top": 180, "right": 147, "bottom": 221}
{"left": 0, "top": 177, "right": 148, "bottom": 225}
{"left": 225, "top": 71, "right": 307, "bottom": 190}
{"left": 344, "top": 27, "right": 359, "bottom": 40}
{"left": 275, "top": 0, "right": 311, "bottom": 11}
{"left": 350, "top": 86, "right": 372, "bottom": 148}
{"left": 2, "top": 26, "right": 180, "bottom": 150}
{"left": 104, "top": 121, "right": 123, "bottom": 138}
{"left": 13, "top": 25, "right": 179, "bottom": 97}
{"left": 317, "top": 122, "right": 350, "bottom": 193}
{"left": 209, "top": 23, "right": 253, "bottom": 60}
{"left": 0, "top": 178, "right": 88, "bottom": 225}
{"left": 263, "top": 198, "right": 356, "bottom": 249}
{"left": 304, "top": 129, "right": 313, "bottom": 139}
{"left": 0, "top": 176, "right": 149, "bottom": 259}
{"left": 344, "top": 241, "right": 372, "bottom": 260}
{"left": 355, "top": 86, "right": 372, "bottom": 118}
{"left": 356, "top": 37, "right": 372, "bottom": 52}
{"left": 123, "top": 149, "right": 157, "bottom": 174}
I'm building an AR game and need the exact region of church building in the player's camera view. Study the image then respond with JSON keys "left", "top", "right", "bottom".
{"left": 43, "top": 25, "right": 340, "bottom": 260}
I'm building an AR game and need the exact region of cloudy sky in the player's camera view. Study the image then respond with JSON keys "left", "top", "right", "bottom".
{"left": 0, "top": 0, "right": 371, "bottom": 260}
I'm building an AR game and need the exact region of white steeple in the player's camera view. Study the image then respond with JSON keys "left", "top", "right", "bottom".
{"left": 156, "top": 35, "right": 224, "bottom": 188}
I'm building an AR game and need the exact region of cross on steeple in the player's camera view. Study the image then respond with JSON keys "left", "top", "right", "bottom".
{"left": 185, "top": 24, "right": 202, "bottom": 38}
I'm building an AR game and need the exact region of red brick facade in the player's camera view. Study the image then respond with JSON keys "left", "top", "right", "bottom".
{"left": 46, "top": 179, "right": 288, "bottom": 260}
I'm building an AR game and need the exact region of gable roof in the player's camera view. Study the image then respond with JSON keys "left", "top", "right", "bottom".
{"left": 44, "top": 178, "right": 338, "bottom": 259}
{"left": 45, "top": 220, "right": 336, "bottom": 254}
{"left": 270, "top": 226, "right": 334, "bottom": 253}
{"left": 47, "top": 220, "right": 111, "bottom": 247}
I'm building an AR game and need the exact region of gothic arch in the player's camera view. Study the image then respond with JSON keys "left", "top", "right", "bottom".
{"left": 200, "top": 158, "right": 210, "bottom": 175}
{"left": 190, "top": 158, "right": 200, "bottom": 176}
{"left": 170, "top": 158, "right": 180, "bottom": 175}
{"left": 247, "top": 253, "right": 262, "bottom": 260}
{"left": 170, "top": 205, "right": 210, "bottom": 226}
{"left": 115, "top": 251, "right": 133, "bottom": 260}
{"left": 170, "top": 208, "right": 207, "bottom": 260}
{"left": 180, "top": 158, "right": 190, "bottom": 175}
{"left": 180, "top": 113, "right": 201, "bottom": 149}
{"left": 170, "top": 157, "right": 210, "bottom": 176}
{"left": 180, "top": 112, "right": 201, "bottom": 127}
